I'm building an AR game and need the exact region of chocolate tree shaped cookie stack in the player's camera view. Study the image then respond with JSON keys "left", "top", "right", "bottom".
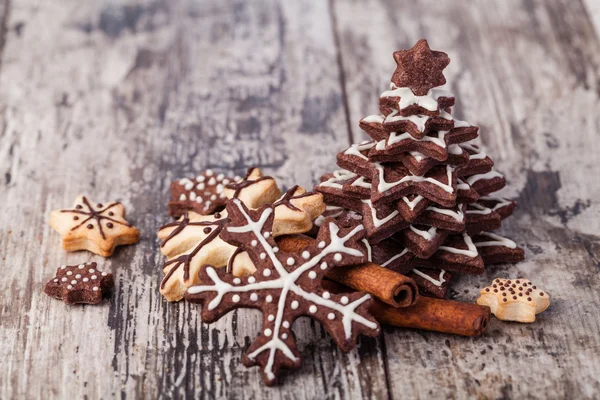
{"left": 316, "top": 39, "right": 524, "bottom": 298}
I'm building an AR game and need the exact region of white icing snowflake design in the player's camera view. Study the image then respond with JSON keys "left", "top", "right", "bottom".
{"left": 185, "top": 199, "right": 380, "bottom": 385}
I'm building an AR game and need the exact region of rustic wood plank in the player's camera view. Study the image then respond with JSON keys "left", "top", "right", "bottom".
{"left": 583, "top": 0, "right": 600, "bottom": 37}
{"left": 0, "top": 0, "right": 390, "bottom": 398}
{"left": 333, "top": 0, "right": 600, "bottom": 398}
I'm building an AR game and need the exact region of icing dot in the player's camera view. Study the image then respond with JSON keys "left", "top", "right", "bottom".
{"left": 328, "top": 313, "right": 335, "bottom": 320}
{"left": 222, "top": 179, "right": 230, "bottom": 185}
{"left": 67, "top": 285, "right": 73, "bottom": 290}
{"left": 260, "top": 253, "right": 267, "bottom": 260}
{"left": 101, "top": 272, "right": 107, "bottom": 277}
{"left": 197, "top": 183, "right": 205, "bottom": 190}
{"left": 91, "top": 275, "right": 97, "bottom": 280}
{"left": 263, "top": 232, "right": 271, "bottom": 238}
{"left": 53, "top": 279, "right": 58, "bottom": 282}
{"left": 217, "top": 174, "right": 224, "bottom": 181}
{"left": 75, "top": 274, "right": 81, "bottom": 279}
{"left": 341, "top": 296, "right": 349, "bottom": 305}
{"left": 250, "top": 293, "right": 258, "bottom": 301}
{"left": 234, "top": 175, "right": 241, "bottom": 181}
{"left": 334, "top": 253, "right": 342, "bottom": 262}
{"left": 233, "top": 278, "right": 241, "bottom": 284}
{"left": 322, "top": 292, "right": 331, "bottom": 299}
{"left": 197, "top": 175, "right": 206, "bottom": 182}
{"left": 71, "top": 280, "right": 77, "bottom": 285}
{"left": 286, "top": 258, "right": 295, "bottom": 266}
{"left": 267, "top": 314, "right": 275, "bottom": 321}
{"left": 184, "top": 182, "right": 194, "bottom": 190}
{"left": 263, "top": 269, "right": 272, "bottom": 277}
{"left": 77, "top": 265, "right": 84, "bottom": 269}
{"left": 232, "top": 295, "right": 240, "bottom": 303}
{"left": 320, "top": 262, "right": 327, "bottom": 270}
{"left": 66, "top": 271, "right": 73, "bottom": 276}
{"left": 302, "top": 251, "right": 310, "bottom": 260}
{"left": 83, "top": 278, "right": 89, "bottom": 282}
{"left": 282, "top": 321, "right": 290, "bottom": 328}
{"left": 61, "top": 277, "right": 67, "bottom": 282}
{"left": 248, "top": 277, "right": 256, "bottom": 284}
{"left": 309, "top": 305, "right": 317, "bottom": 313}
{"left": 308, "top": 271, "right": 317, "bottom": 279}
{"left": 210, "top": 195, "right": 217, "bottom": 201}
{"left": 318, "top": 241, "right": 326, "bottom": 249}
{"left": 206, "top": 169, "right": 214, "bottom": 176}
{"left": 273, "top": 247, "right": 279, "bottom": 253}
{"left": 208, "top": 177, "right": 216, "bottom": 185}
{"left": 61, "top": 265, "right": 67, "bottom": 269}
{"left": 89, "top": 269, "right": 95, "bottom": 273}
{"left": 266, "top": 295, "right": 273, "bottom": 303}
{"left": 264, "top": 329, "right": 272, "bottom": 337}
{"left": 251, "top": 240, "right": 258, "bottom": 247}
{"left": 281, "top": 333, "right": 288, "bottom": 339}
{"left": 92, "top": 287, "right": 99, "bottom": 291}
{"left": 291, "top": 300, "right": 299, "bottom": 309}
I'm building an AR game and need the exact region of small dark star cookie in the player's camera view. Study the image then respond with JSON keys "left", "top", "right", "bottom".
{"left": 44, "top": 262, "right": 114, "bottom": 305}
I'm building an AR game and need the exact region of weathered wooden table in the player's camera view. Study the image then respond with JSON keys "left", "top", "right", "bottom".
{"left": 2, "top": 0, "right": 599, "bottom": 398}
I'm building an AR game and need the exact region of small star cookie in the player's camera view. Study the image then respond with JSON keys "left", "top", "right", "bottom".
{"left": 477, "top": 278, "right": 550, "bottom": 323}
{"left": 49, "top": 195, "right": 140, "bottom": 257}
{"left": 44, "top": 262, "right": 114, "bottom": 305}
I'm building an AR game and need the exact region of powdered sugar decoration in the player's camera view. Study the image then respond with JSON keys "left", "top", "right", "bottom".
{"left": 186, "top": 199, "right": 379, "bottom": 385}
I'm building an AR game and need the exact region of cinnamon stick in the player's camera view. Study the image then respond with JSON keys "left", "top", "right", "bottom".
{"left": 370, "top": 296, "right": 491, "bottom": 337}
{"left": 277, "top": 235, "right": 418, "bottom": 308}
{"left": 322, "top": 279, "right": 490, "bottom": 337}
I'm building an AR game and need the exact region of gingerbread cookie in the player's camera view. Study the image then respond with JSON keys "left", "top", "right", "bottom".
{"left": 224, "top": 167, "right": 282, "bottom": 208}
{"left": 49, "top": 195, "right": 140, "bottom": 257}
{"left": 477, "top": 278, "right": 550, "bottom": 322}
{"left": 44, "top": 262, "right": 113, "bottom": 305}
{"left": 168, "top": 170, "right": 234, "bottom": 217}
{"left": 158, "top": 185, "right": 326, "bottom": 302}
{"left": 185, "top": 199, "right": 380, "bottom": 385}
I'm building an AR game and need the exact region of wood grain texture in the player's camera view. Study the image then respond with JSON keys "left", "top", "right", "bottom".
{"left": 0, "top": 0, "right": 599, "bottom": 398}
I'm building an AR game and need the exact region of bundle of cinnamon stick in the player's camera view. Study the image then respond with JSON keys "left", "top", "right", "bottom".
{"left": 278, "top": 235, "right": 491, "bottom": 337}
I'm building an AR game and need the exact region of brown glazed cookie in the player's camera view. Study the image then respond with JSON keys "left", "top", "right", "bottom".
{"left": 370, "top": 163, "right": 458, "bottom": 208}
{"left": 44, "top": 262, "right": 113, "bottom": 305}
{"left": 391, "top": 39, "right": 450, "bottom": 96}
{"left": 397, "top": 145, "right": 469, "bottom": 176}
{"left": 472, "top": 232, "right": 525, "bottom": 264}
{"left": 185, "top": 199, "right": 380, "bottom": 385}
{"left": 378, "top": 82, "right": 455, "bottom": 117}
{"left": 457, "top": 141, "right": 494, "bottom": 178}
{"left": 464, "top": 169, "right": 506, "bottom": 196}
{"left": 464, "top": 202, "right": 503, "bottom": 234}
{"left": 423, "top": 233, "right": 485, "bottom": 274}
{"left": 407, "top": 267, "right": 453, "bottom": 299}
{"left": 168, "top": 170, "right": 233, "bottom": 218}
{"left": 397, "top": 225, "right": 450, "bottom": 259}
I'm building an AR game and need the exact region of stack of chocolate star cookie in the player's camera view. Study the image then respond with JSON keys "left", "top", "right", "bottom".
{"left": 316, "top": 39, "right": 524, "bottom": 298}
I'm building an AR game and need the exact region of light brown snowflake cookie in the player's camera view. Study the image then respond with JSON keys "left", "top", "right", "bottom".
{"left": 157, "top": 186, "right": 326, "bottom": 302}
{"left": 49, "top": 195, "right": 140, "bottom": 257}
{"left": 477, "top": 278, "right": 550, "bottom": 323}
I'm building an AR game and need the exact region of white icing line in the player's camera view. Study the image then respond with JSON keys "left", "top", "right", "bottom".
{"left": 412, "top": 268, "right": 446, "bottom": 287}
{"left": 474, "top": 232, "right": 517, "bottom": 249}
{"left": 438, "top": 233, "right": 478, "bottom": 258}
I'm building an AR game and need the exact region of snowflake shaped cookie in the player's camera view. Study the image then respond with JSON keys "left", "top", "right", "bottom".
{"left": 158, "top": 186, "right": 326, "bottom": 302}
{"left": 185, "top": 199, "right": 380, "bottom": 385}
{"left": 49, "top": 195, "right": 140, "bottom": 257}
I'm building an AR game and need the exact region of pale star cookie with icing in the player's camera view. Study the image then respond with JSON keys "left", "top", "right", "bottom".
{"left": 477, "top": 278, "right": 550, "bottom": 323}
{"left": 49, "top": 195, "right": 140, "bottom": 257}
